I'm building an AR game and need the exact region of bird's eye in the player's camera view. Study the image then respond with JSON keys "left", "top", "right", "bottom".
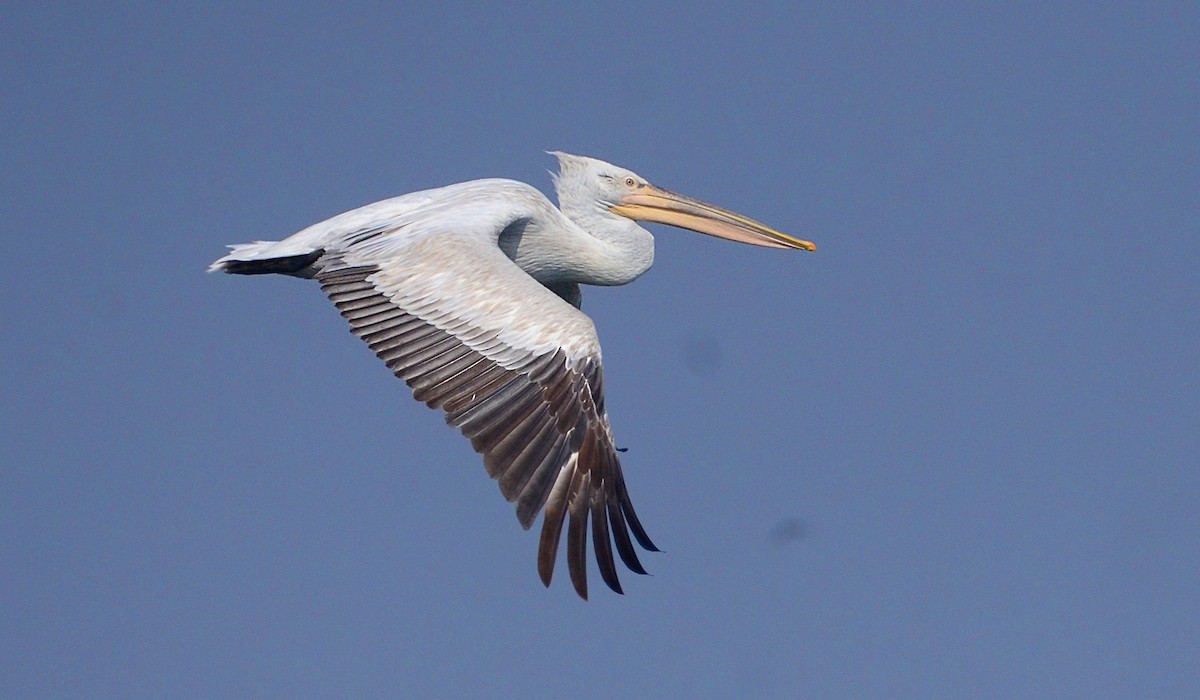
{"left": 624, "top": 177, "right": 637, "bottom": 188}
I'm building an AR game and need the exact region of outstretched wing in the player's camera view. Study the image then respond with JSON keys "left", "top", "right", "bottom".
{"left": 317, "top": 227, "right": 657, "bottom": 599}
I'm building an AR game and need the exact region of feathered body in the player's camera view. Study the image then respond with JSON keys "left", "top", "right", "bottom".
{"left": 211, "top": 152, "right": 813, "bottom": 599}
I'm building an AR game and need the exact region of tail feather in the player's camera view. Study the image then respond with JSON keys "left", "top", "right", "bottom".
{"left": 209, "top": 241, "right": 324, "bottom": 276}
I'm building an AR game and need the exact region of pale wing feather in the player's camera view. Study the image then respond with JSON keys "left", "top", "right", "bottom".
{"left": 315, "top": 199, "right": 656, "bottom": 598}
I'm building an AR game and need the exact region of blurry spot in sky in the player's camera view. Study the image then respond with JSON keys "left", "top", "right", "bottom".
{"left": 768, "top": 517, "right": 809, "bottom": 547}
{"left": 681, "top": 333, "right": 724, "bottom": 377}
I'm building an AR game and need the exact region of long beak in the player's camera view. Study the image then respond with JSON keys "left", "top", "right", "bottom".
{"left": 610, "top": 185, "right": 815, "bottom": 251}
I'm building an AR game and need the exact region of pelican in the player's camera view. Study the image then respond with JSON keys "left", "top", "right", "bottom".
{"left": 210, "top": 152, "right": 815, "bottom": 599}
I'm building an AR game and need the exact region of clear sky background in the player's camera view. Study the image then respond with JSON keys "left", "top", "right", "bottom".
{"left": 3, "top": 3, "right": 1197, "bottom": 698}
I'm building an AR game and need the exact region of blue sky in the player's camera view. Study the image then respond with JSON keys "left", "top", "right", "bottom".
{"left": 3, "top": 3, "right": 1197, "bottom": 698}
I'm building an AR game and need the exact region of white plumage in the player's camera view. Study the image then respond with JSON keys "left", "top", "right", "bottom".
{"left": 211, "top": 152, "right": 814, "bottom": 599}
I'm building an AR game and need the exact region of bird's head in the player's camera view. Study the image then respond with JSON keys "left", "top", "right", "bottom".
{"left": 549, "top": 151, "right": 815, "bottom": 251}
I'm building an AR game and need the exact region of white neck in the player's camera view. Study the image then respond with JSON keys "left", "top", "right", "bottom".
{"left": 556, "top": 195, "right": 655, "bottom": 287}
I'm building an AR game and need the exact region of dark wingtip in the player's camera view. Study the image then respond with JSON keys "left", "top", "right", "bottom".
{"left": 537, "top": 536, "right": 557, "bottom": 589}
{"left": 567, "top": 500, "right": 590, "bottom": 600}
{"left": 623, "top": 506, "right": 660, "bottom": 553}
{"left": 569, "top": 556, "right": 589, "bottom": 600}
{"left": 591, "top": 491, "right": 625, "bottom": 594}
{"left": 224, "top": 249, "right": 324, "bottom": 276}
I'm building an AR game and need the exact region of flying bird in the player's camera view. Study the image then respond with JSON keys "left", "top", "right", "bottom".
{"left": 210, "top": 153, "right": 815, "bottom": 599}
